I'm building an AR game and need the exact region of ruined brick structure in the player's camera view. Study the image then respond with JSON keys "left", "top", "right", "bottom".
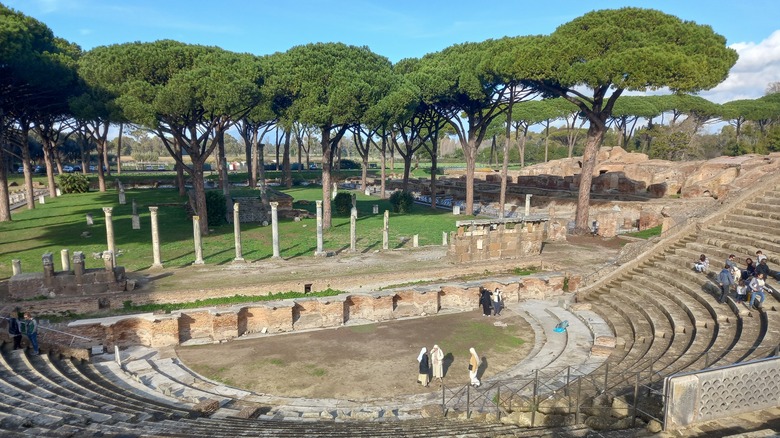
{"left": 448, "top": 217, "right": 546, "bottom": 263}
{"left": 65, "top": 274, "right": 576, "bottom": 349}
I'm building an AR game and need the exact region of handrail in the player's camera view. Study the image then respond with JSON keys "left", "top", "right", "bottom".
{"left": 38, "top": 324, "right": 97, "bottom": 348}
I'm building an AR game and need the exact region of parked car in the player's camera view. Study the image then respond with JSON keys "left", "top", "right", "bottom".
{"left": 309, "top": 163, "right": 318, "bottom": 170}
{"left": 63, "top": 165, "right": 75, "bottom": 173}
{"left": 33, "top": 165, "right": 45, "bottom": 174}
{"left": 158, "top": 164, "right": 166, "bottom": 170}
{"left": 72, "top": 165, "right": 82, "bottom": 172}
{"left": 16, "top": 166, "right": 24, "bottom": 174}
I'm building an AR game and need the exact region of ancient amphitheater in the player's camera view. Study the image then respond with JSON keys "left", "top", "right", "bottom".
{"left": 1, "top": 152, "right": 780, "bottom": 437}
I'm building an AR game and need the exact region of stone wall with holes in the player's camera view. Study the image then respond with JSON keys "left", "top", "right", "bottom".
{"left": 65, "top": 274, "right": 574, "bottom": 351}
{"left": 448, "top": 218, "right": 546, "bottom": 263}
{"left": 664, "top": 357, "right": 780, "bottom": 430}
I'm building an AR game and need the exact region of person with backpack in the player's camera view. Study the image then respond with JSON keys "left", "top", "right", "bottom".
{"left": 22, "top": 312, "right": 39, "bottom": 355}
{"left": 6, "top": 312, "right": 22, "bottom": 350}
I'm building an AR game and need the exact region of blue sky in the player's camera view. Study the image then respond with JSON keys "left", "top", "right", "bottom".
{"left": 6, "top": 0, "right": 780, "bottom": 103}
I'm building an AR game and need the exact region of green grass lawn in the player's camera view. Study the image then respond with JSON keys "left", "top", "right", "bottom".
{"left": 0, "top": 185, "right": 460, "bottom": 280}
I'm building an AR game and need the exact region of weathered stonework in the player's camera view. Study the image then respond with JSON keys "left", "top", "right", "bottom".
{"left": 9, "top": 266, "right": 128, "bottom": 299}
{"left": 448, "top": 218, "right": 546, "bottom": 263}
{"left": 64, "top": 274, "right": 575, "bottom": 350}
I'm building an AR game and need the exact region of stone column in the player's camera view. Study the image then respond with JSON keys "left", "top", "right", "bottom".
{"left": 315, "top": 200, "right": 324, "bottom": 255}
{"left": 102, "top": 251, "right": 114, "bottom": 271}
{"left": 60, "top": 249, "right": 70, "bottom": 272}
{"left": 72, "top": 251, "right": 85, "bottom": 283}
{"left": 193, "top": 215, "right": 205, "bottom": 265}
{"left": 86, "top": 213, "right": 94, "bottom": 226}
{"left": 413, "top": 234, "right": 419, "bottom": 248}
{"left": 55, "top": 188, "right": 62, "bottom": 196}
{"left": 372, "top": 204, "right": 379, "bottom": 214}
{"left": 350, "top": 207, "right": 357, "bottom": 252}
{"left": 233, "top": 203, "right": 244, "bottom": 262}
{"left": 38, "top": 195, "right": 45, "bottom": 204}
{"left": 525, "top": 194, "right": 533, "bottom": 216}
{"left": 382, "top": 210, "right": 389, "bottom": 250}
{"left": 131, "top": 199, "right": 140, "bottom": 230}
{"left": 453, "top": 205, "right": 461, "bottom": 215}
{"left": 118, "top": 189, "right": 126, "bottom": 205}
{"left": 103, "top": 207, "right": 116, "bottom": 267}
{"left": 42, "top": 252, "right": 54, "bottom": 278}
{"left": 442, "top": 231, "right": 448, "bottom": 246}
{"left": 270, "top": 202, "right": 280, "bottom": 259}
{"left": 149, "top": 207, "right": 163, "bottom": 268}
{"left": 11, "top": 259, "right": 21, "bottom": 276}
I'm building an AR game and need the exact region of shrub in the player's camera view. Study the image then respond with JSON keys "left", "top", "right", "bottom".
{"left": 389, "top": 190, "right": 414, "bottom": 213}
{"left": 57, "top": 173, "right": 89, "bottom": 194}
{"left": 333, "top": 192, "right": 353, "bottom": 216}
{"left": 205, "top": 191, "right": 227, "bottom": 226}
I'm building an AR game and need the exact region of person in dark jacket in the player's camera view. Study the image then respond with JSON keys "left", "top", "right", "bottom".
{"left": 7, "top": 312, "right": 22, "bottom": 350}
{"left": 417, "top": 347, "right": 430, "bottom": 387}
{"left": 718, "top": 265, "right": 735, "bottom": 304}
{"left": 479, "top": 288, "right": 493, "bottom": 316}
{"left": 22, "top": 312, "right": 38, "bottom": 355}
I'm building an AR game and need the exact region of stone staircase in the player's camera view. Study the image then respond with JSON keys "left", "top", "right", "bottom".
{"left": 575, "top": 178, "right": 780, "bottom": 420}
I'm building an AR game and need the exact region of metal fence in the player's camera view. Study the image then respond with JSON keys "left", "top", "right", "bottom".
{"left": 440, "top": 344, "right": 780, "bottom": 429}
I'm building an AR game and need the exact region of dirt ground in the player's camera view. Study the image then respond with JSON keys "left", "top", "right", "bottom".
{"left": 176, "top": 309, "right": 534, "bottom": 400}
{"left": 173, "top": 236, "right": 625, "bottom": 401}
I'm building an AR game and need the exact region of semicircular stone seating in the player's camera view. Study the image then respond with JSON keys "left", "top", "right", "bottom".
{"left": 576, "top": 179, "right": 780, "bottom": 416}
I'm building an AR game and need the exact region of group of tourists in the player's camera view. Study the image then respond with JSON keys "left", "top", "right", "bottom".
{"left": 709, "top": 251, "right": 773, "bottom": 310}
{"left": 479, "top": 287, "right": 503, "bottom": 317}
{"left": 5, "top": 311, "right": 39, "bottom": 355}
{"left": 416, "top": 345, "right": 483, "bottom": 388}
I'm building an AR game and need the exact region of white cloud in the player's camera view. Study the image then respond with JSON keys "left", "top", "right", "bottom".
{"left": 700, "top": 30, "right": 780, "bottom": 103}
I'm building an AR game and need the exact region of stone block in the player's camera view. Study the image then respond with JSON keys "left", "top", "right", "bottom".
{"left": 594, "top": 336, "right": 617, "bottom": 349}
{"left": 193, "top": 399, "right": 220, "bottom": 416}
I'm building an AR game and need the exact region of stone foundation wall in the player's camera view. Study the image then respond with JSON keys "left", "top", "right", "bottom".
{"left": 67, "top": 274, "right": 575, "bottom": 350}
{"left": 9, "top": 267, "right": 128, "bottom": 300}
{"left": 449, "top": 219, "right": 545, "bottom": 263}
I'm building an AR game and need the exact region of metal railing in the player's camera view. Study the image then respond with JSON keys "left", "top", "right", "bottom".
{"left": 440, "top": 344, "right": 780, "bottom": 428}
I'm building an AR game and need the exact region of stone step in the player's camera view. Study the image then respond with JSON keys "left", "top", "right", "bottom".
{"left": 723, "top": 212, "right": 779, "bottom": 234}
{"left": 737, "top": 202, "right": 780, "bottom": 221}
{"left": 710, "top": 223, "right": 780, "bottom": 249}
{"left": 699, "top": 229, "right": 780, "bottom": 263}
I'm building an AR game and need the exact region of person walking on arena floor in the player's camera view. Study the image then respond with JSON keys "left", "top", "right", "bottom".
{"left": 468, "top": 347, "right": 481, "bottom": 387}
{"left": 492, "top": 288, "right": 503, "bottom": 316}
{"left": 479, "top": 287, "right": 493, "bottom": 317}
{"left": 430, "top": 344, "right": 444, "bottom": 384}
{"left": 417, "top": 347, "right": 430, "bottom": 387}
{"left": 718, "top": 264, "right": 735, "bottom": 304}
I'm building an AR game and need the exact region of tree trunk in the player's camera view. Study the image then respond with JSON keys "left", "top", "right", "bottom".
{"left": 0, "top": 145, "right": 10, "bottom": 221}
{"left": 573, "top": 123, "right": 606, "bottom": 234}
{"left": 428, "top": 132, "right": 439, "bottom": 210}
{"left": 42, "top": 142, "right": 57, "bottom": 198}
{"left": 245, "top": 133, "right": 253, "bottom": 187}
{"left": 218, "top": 131, "right": 230, "bottom": 199}
{"left": 251, "top": 137, "right": 259, "bottom": 189}
{"left": 463, "top": 140, "right": 477, "bottom": 215}
{"left": 402, "top": 154, "right": 412, "bottom": 192}
{"left": 258, "top": 143, "right": 268, "bottom": 206}
{"left": 283, "top": 127, "right": 292, "bottom": 188}
{"left": 19, "top": 125, "right": 35, "bottom": 209}
{"left": 54, "top": 150, "right": 64, "bottom": 175}
{"left": 499, "top": 105, "right": 512, "bottom": 219}
{"left": 321, "top": 128, "right": 333, "bottom": 230}
{"left": 175, "top": 139, "right": 186, "bottom": 197}
{"left": 544, "top": 120, "right": 550, "bottom": 162}
{"left": 103, "top": 140, "right": 111, "bottom": 176}
{"left": 191, "top": 160, "right": 209, "bottom": 235}
{"left": 379, "top": 134, "right": 387, "bottom": 199}
{"left": 117, "top": 122, "right": 123, "bottom": 175}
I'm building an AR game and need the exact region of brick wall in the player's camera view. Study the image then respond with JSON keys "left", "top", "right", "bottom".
{"left": 57, "top": 274, "right": 577, "bottom": 351}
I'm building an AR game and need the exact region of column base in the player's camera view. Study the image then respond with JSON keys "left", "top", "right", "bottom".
{"left": 233, "top": 258, "right": 246, "bottom": 263}
{"left": 193, "top": 260, "right": 205, "bottom": 265}
{"left": 150, "top": 263, "right": 164, "bottom": 269}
